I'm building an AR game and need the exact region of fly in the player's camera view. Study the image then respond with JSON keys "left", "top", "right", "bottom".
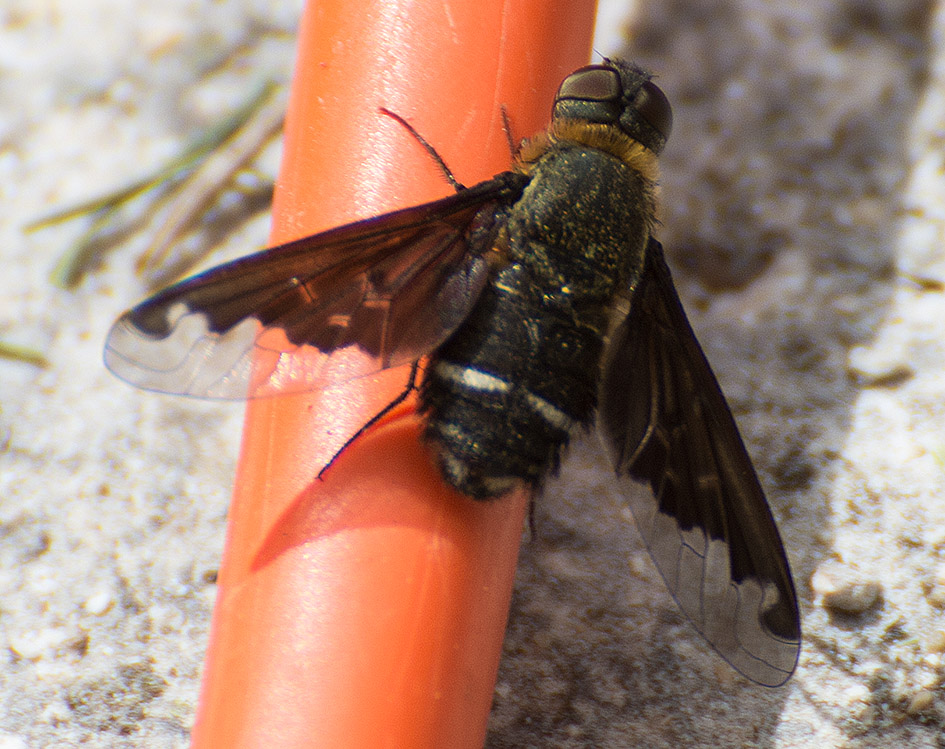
{"left": 105, "top": 59, "right": 801, "bottom": 686}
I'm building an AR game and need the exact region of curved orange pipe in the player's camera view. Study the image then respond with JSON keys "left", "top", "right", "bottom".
{"left": 191, "top": 1, "right": 597, "bottom": 746}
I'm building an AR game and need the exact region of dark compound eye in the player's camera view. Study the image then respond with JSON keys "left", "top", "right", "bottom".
{"left": 556, "top": 65, "right": 621, "bottom": 104}
{"left": 553, "top": 63, "right": 673, "bottom": 154}
{"left": 634, "top": 80, "right": 673, "bottom": 142}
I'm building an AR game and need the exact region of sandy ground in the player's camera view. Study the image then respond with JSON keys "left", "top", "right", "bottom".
{"left": 2, "top": 1, "right": 945, "bottom": 746}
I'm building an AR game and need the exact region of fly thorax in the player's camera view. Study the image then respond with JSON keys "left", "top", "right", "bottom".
{"left": 509, "top": 146, "right": 654, "bottom": 299}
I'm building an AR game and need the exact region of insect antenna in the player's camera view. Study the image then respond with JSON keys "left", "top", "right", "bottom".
{"left": 378, "top": 108, "right": 464, "bottom": 191}
{"left": 499, "top": 105, "right": 519, "bottom": 160}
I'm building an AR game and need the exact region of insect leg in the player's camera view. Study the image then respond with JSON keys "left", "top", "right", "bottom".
{"left": 317, "top": 360, "right": 422, "bottom": 480}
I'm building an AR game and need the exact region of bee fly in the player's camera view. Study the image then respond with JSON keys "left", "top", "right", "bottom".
{"left": 105, "top": 59, "right": 801, "bottom": 686}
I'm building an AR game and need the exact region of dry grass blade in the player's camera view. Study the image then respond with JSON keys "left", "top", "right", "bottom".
{"left": 26, "top": 80, "right": 283, "bottom": 289}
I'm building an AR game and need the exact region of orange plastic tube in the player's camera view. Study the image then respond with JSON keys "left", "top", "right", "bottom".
{"left": 190, "top": 1, "right": 597, "bottom": 747}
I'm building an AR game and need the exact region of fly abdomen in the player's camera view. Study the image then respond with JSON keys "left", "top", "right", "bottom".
{"left": 420, "top": 265, "right": 606, "bottom": 500}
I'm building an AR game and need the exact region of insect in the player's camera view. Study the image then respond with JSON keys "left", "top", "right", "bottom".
{"left": 105, "top": 59, "right": 801, "bottom": 686}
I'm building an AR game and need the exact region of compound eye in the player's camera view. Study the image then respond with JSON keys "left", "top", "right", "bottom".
{"left": 556, "top": 65, "right": 621, "bottom": 104}
{"left": 635, "top": 80, "right": 673, "bottom": 141}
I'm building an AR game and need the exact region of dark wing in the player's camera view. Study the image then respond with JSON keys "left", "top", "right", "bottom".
{"left": 105, "top": 173, "right": 528, "bottom": 399}
{"left": 597, "top": 238, "right": 800, "bottom": 687}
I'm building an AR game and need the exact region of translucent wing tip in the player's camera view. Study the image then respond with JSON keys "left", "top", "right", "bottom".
{"left": 634, "top": 489, "right": 800, "bottom": 686}
{"left": 104, "top": 306, "right": 258, "bottom": 399}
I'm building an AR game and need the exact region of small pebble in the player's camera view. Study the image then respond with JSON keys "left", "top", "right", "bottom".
{"left": 8, "top": 627, "right": 71, "bottom": 660}
{"left": 906, "top": 689, "right": 935, "bottom": 715}
{"left": 811, "top": 561, "right": 883, "bottom": 614}
{"left": 927, "top": 630, "right": 945, "bottom": 653}
{"left": 846, "top": 344, "right": 913, "bottom": 387}
{"left": 927, "top": 586, "right": 945, "bottom": 608}
{"left": 83, "top": 590, "right": 113, "bottom": 616}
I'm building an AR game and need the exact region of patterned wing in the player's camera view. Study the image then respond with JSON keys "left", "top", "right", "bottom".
{"left": 597, "top": 238, "right": 800, "bottom": 686}
{"left": 105, "top": 174, "right": 527, "bottom": 399}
